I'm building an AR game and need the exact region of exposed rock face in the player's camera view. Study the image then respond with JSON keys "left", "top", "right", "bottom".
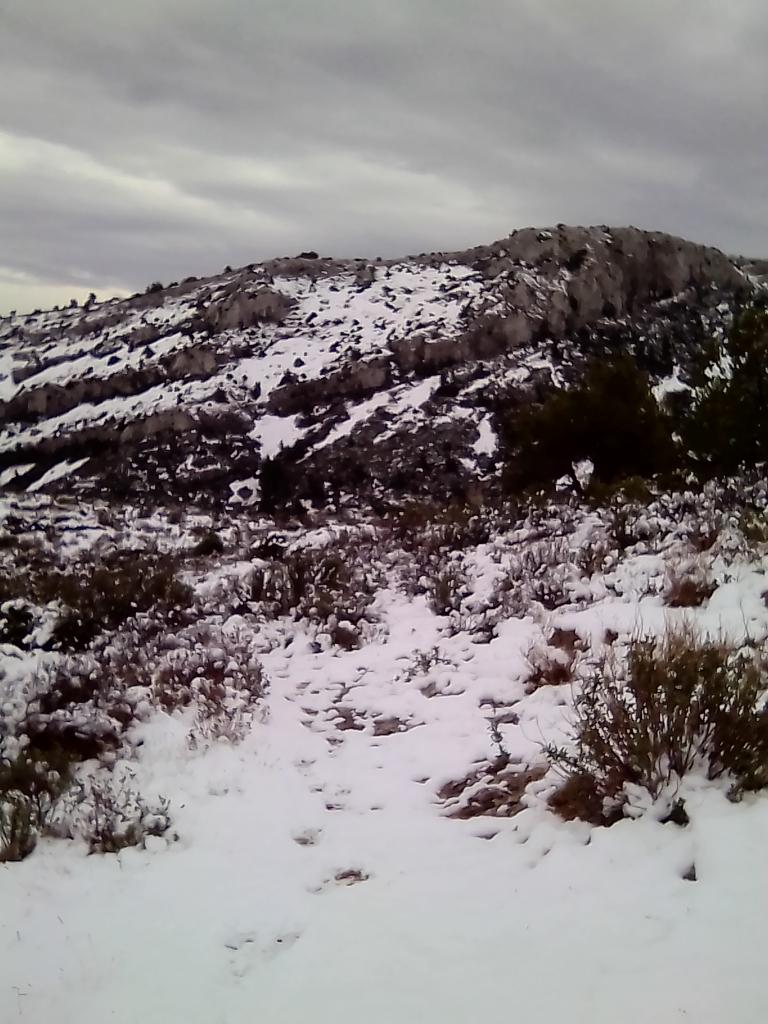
{"left": 203, "top": 286, "right": 295, "bottom": 332}
{"left": 1, "top": 342, "right": 219, "bottom": 422}
{"left": 267, "top": 358, "right": 391, "bottom": 416}
{"left": 0, "top": 225, "right": 760, "bottom": 506}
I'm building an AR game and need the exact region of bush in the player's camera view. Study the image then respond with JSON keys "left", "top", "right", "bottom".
{"left": 66, "top": 771, "right": 170, "bottom": 854}
{"left": 250, "top": 546, "right": 375, "bottom": 628}
{"left": 4, "top": 552, "right": 195, "bottom": 647}
{"left": 6, "top": 619, "right": 267, "bottom": 792}
{"left": 0, "top": 792, "right": 37, "bottom": 861}
{"left": 664, "top": 566, "right": 716, "bottom": 608}
{"left": 498, "top": 539, "right": 578, "bottom": 614}
{"left": 426, "top": 563, "right": 466, "bottom": 616}
{"left": 0, "top": 600, "right": 35, "bottom": 648}
{"left": 388, "top": 501, "right": 491, "bottom": 557}
{"left": 684, "top": 303, "right": 768, "bottom": 475}
{"left": 190, "top": 531, "right": 224, "bottom": 557}
{"left": 151, "top": 623, "right": 266, "bottom": 723}
{"left": 547, "top": 630, "right": 768, "bottom": 821}
{"left": 524, "top": 641, "right": 577, "bottom": 693}
{"left": 0, "top": 748, "right": 75, "bottom": 861}
{"left": 499, "top": 355, "right": 678, "bottom": 494}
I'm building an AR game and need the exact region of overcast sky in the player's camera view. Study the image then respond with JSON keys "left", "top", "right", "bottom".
{"left": 1, "top": 0, "right": 767, "bottom": 313}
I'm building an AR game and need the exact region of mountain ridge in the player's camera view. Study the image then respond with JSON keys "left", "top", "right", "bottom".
{"left": 0, "top": 224, "right": 761, "bottom": 507}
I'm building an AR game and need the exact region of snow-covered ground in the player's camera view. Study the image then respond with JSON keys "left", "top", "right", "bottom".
{"left": 2, "top": 492, "right": 768, "bottom": 1022}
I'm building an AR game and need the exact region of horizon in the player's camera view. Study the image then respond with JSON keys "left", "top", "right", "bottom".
{"left": 1, "top": 220, "right": 760, "bottom": 318}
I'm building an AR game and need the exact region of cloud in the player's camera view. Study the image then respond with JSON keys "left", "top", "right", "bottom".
{"left": 1, "top": 0, "right": 766, "bottom": 312}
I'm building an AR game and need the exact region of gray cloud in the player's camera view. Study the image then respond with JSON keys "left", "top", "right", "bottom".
{"left": 1, "top": 0, "right": 767, "bottom": 312}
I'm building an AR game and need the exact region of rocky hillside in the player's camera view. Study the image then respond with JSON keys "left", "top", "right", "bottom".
{"left": 3, "top": 228, "right": 768, "bottom": 1023}
{"left": 0, "top": 225, "right": 758, "bottom": 508}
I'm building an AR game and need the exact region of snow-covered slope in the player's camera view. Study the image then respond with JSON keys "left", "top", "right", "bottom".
{"left": 0, "top": 225, "right": 753, "bottom": 506}
{"left": 2, "top": 485, "right": 768, "bottom": 1022}
{"left": 2, "top": 227, "right": 767, "bottom": 1022}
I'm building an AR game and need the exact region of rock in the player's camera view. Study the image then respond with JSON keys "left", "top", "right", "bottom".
{"left": 204, "top": 287, "right": 295, "bottom": 331}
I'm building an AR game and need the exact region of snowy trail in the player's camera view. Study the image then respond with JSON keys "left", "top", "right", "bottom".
{"left": 3, "top": 590, "right": 768, "bottom": 1022}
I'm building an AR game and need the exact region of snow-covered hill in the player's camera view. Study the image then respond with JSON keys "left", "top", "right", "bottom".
{"left": 2, "top": 227, "right": 768, "bottom": 1023}
{"left": 0, "top": 225, "right": 753, "bottom": 506}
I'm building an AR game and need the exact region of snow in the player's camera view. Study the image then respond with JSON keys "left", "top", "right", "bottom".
{"left": 25, "top": 457, "right": 90, "bottom": 492}
{"left": 473, "top": 414, "right": 497, "bottom": 456}
{"left": 13, "top": 331, "right": 192, "bottom": 395}
{"left": 238, "top": 262, "right": 481, "bottom": 408}
{"left": 228, "top": 477, "right": 260, "bottom": 505}
{"left": 0, "top": 373, "right": 235, "bottom": 455}
{"left": 653, "top": 365, "right": 691, "bottom": 401}
{"left": 315, "top": 391, "right": 392, "bottom": 450}
{"left": 0, "top": 352, "right": 20, "bottom": 401}
{"left": 0, "top": 463, "right": 34, "bottom": 487}
{"left": 2, "top": 502, "right": 768, "bottom": 1022}
{"left": 249, "top": 413, "right": 305, "bottom": 458}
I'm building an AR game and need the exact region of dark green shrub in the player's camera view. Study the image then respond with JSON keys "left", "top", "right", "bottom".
{"left": 499, "top": 355, "right": 678, "bottom": 494}
{"left": 0, "top": 601, "right": 35, "bottom": 648}
{"left": 259, "top": 452, "right": 293, "bottom": 515}
{"left": 684, "top": 304, "right": 768, "bottom": 475}
{"left": 190, "top": 531, "right": 224, "bottom": 557}
{"left": 547, "top": 630, "right": 768, "bottom": 821}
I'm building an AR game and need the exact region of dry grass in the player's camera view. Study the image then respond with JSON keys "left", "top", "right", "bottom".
{"left": 524, "top": 641, "right": 577, "bottom": 693}
{"left": 664, "top": 566, "right": 716, "bottom": 608}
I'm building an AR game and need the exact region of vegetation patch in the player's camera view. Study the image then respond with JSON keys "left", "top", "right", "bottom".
{"left": 0, "top": 551, "right": 193, "bottom": 651}
{"left": 498, "top": 355, "right": 678, "bottom": 494}
{"left": 546, "top": 629, "right": 768, "bottom": 823}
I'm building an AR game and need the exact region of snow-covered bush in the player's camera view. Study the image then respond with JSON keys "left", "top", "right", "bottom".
{"left": 0, "top": 551, "right": 194, "bottom": 651}
{"left": 151, "top": 623, "right": 266, "bottom": 731}
{"left": 53, "top": 769, "right": 170, "bottom": 854}
{"left": 0, "top": 617, "right": 266, "bottom": 860}
{"left": 547, "top": 630, "right": 768, "bottom": 821}
{"left": 250, "top": 545, "right": 376, "bottom": 628}
{"left": 0, "top": 748, "right": 73, "bottom": 861}
{"left": 505, "top": 540, "right": 581, "bottom": 613}
{"left": 6, "top": 619, "right": 268, "bottom": 763}
{"left": 524, "top": 640, "right": 577, "bottom": 693}
{"left": 425, "top": 561, "right": 467, "bottom": 616}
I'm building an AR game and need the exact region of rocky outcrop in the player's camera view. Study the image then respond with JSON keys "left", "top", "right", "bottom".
{"left": 203, "top": 286, "right": 295, "bottom": 332}
{"left": 1, "top": 341, "right": 219, "bottom": 422}
{"left": 267, "top": 357, "right": 391, "bottom": 415}
{"left": 0, "top": 402, "right": 252, "bottom": 467}
{"left": 448, "top": 225, "right": 747, "bottom": 296}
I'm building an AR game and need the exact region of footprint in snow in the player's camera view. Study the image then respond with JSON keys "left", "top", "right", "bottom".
{"left": 293, "top": 828, "right": 322, "bottom": 846}
{"left": 224, "top": 930, "right": 302, "bottom": 977}
{"left": 308, "top": 868, "right": 371, "bottom": 895}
